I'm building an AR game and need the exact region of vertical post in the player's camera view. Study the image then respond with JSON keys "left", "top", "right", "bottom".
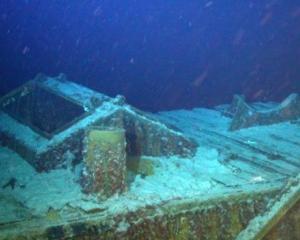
{"left": 81, "top": 127, "right": 127, "bottom": 199}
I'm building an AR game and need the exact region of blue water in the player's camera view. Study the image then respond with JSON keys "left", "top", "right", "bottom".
{"left": 0, "top": 0, "right": 299, "bottom": 110}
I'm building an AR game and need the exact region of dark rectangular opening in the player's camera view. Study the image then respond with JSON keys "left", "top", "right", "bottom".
{"left": 1, "top": 83, "right": 86, "bottom": 138}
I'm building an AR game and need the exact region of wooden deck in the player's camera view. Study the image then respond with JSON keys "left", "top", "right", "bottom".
{"left": 0, "top": 106, "right": 299, "bottom": 239}
{"left": 158, "top": 107, "right": 300, "bottom": 183}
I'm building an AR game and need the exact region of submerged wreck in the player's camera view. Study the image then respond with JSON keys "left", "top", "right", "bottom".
{"left": 0, "top": 74, "right": 299, "bottom": 239}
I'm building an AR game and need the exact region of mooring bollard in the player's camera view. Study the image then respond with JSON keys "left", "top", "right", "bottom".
{"left": 81, "top": 127, "right": 127, "bottom": 199}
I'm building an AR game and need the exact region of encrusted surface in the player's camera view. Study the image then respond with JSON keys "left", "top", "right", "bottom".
{"left": 99, "top": 108, "right": 197, "bottom": 158}
{"left": 227, "top": 94, "right": 300, "bottom": 131}
{"left": 264, "top": 200, "right": 300, "bottom": 240}
{"left": 0, "top": 190, "right": 279, "bottom": 240}
{"left": 0, "top": 74, "right": 197, "bottom": 171}
{"left": 81, "top": 128, "right": 127, "bottom": 197}
{"left": 0, "top": 79, "right": 299, "bottom": 239}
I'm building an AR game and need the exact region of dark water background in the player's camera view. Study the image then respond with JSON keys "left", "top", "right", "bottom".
{"left": 0, "top": 0, "right": 299, "bottom": 111}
